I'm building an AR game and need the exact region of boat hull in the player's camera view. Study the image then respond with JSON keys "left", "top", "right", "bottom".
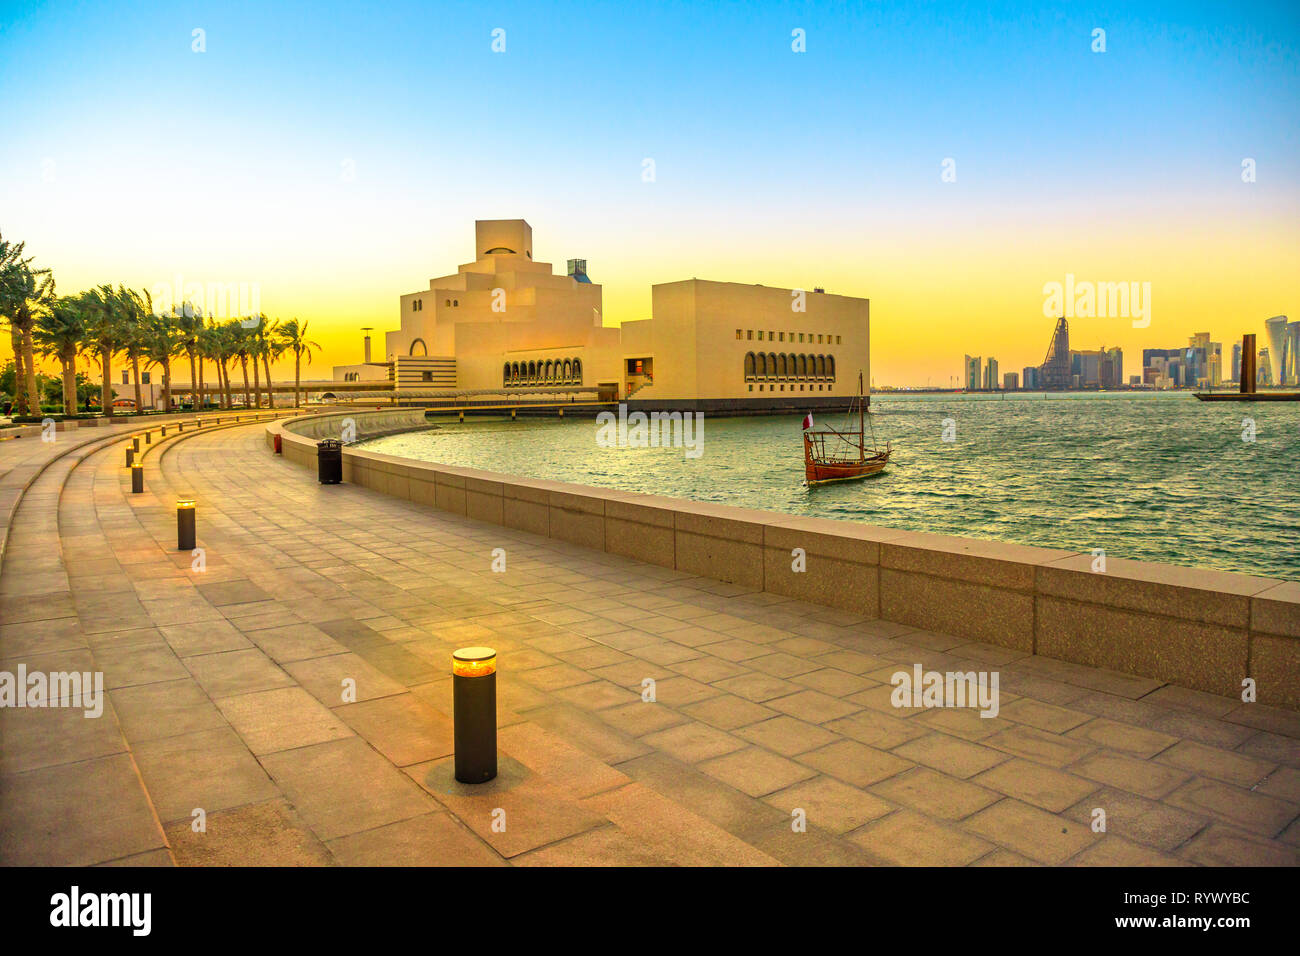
{"left": 804, "top": 451, "right": 890, "bottom": 486}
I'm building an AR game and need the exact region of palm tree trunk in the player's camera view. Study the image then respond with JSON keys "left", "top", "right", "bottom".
{"left": 101, "top": 350, "right": 114, "bottom": 418}
{"left": 240, "top": 355, "right": 251, "bottom": 407}
{"left": 10, "top": 325, "right": 27, "bottom": 416}
{"left": 20, "top": 311, "right": 41, "bottom": 416}
{"left": 252, "top": 355, "right": 261, "bottom": 408}
{"left": 294, "top": 349, "right": 301, "bottom": 408}
{"left": 162, "top": 358, "right": 172, "bottom": 411}
{"left": 131, "top": 352, "right": 143, "bottom": 413}
{"left": 189, "top": 349, "right": 198, "bottom": 410}
{"left": 263, "top": 353, "right": 273, "bottom": 408}
{"left": 61, "top": 347, "right": 77, "bottom": 415}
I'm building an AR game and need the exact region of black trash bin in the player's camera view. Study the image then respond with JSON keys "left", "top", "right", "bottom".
{"left": 317, "top": 439, "right": 343, "bottom": 485}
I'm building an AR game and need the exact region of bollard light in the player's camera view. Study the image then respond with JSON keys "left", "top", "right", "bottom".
{"left": 132, "top": 436, "right": 140, "bottom": 452}
{"left": 178, "top": 422, "right": 184, "bottom": 432}
{"left": 131, "top": 463, "right": 144, "bottom": 494}
{"left": 161, "top": 425, "right": 167, "bottom": 436}
{"left": 125, "top": 446, "right": 134, "bottom": 467}
{"left": 176, "top": 497, "right": 196, "bottom": 550}
{"left": 144, "top": 431, "right": 152, "bottom": 445}
{"left": 452, "top": 646, "right": 497, "bottom": 784}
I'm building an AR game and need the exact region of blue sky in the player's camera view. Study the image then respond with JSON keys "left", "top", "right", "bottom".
{"left": 2, "top": 0, "right": 1297, "bottom": 381}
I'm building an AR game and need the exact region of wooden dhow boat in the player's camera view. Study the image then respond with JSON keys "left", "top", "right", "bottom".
{"left": 802, "top": 372, "right": 891, "bottom": 486}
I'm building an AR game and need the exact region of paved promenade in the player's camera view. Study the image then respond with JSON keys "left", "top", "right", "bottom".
{"left": 1, "top": 420, "right": 1297, "bottom": 866}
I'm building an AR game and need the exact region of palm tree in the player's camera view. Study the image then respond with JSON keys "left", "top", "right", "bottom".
{"left": 34, "top": 293, "right": 89, "bottom": 415}
{"left": 119, "top": 287, "right": 154, "bottom": 413}
{"left": 0, "top": 231, "right": 56, "bottom": 416}
{"left": 143, "top": 310, "right": 183, "bottom": 412}
{"left": 174, "top": 301, "right": 203, "bottom": 410}
{"left": 258, "top": 316, "right": 282, "bottom": 408}
{"left": 84, "top": 285, "right": 126, "bottom": 417}
{"left": 276, "top": 318, "right": 320, "bottom": 408}
{"left": 232, "top": 321, "right": 253, "bottom": 408}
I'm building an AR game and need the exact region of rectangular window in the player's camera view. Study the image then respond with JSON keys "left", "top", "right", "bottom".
{"left": 736, "top": 329, "right": 742, "bottom": 339}
{"left": 422, "top": 371, "right": 433, "bottom": 382}
{"left": 836, "top": 335, "right": 841, "bottom": 344}
{"left": 779, "top": 332, "right": 784, "bottom": 342}
{"left": 768, "top": 331, "right": 774, "bottom": 340}
{"left": 747, "top": 330, "right": 753, "bottom": 340}
{"left": 141, "top": 372, "right": 151, "bottom": 385}
{"left": 748, "top": 384, "right": 753, "bottom": 392}
{"left": 818, "top": 334, "right": 823, "bottom": 344}
{"left": 757, "top": 331, "right": 763, "bottom": 341}
{"left": 122, "top": 371, "right": 129, "bottom": 385}
{"left": 799, "top": 333, "right": 804, "bottom": 343}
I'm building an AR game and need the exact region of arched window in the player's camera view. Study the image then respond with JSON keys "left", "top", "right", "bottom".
{"left": 767, "top": 353, "right": 778, "bottom": 378}
{"left": 542, "top": 360, "right": 551, "bottom": 381}
{"left": 527, "top": 361, "right": 536, "bottom": 380}
{"left": 816, "top": 354, "right": 825, "bottom": 377}
{"left": 410, "top": 338, "right": 428, "bottom": 357}
{"left": 787, "top": 353, "right": 797, "bottom": 378}
{"left": 503, "top": 363, "right": 511, "bottom": 385}
{"left": 744, "top": 352, "right": 756, "bottom": 379}
{"left": 797, "top": 354, "right": 807, "bottom": 378}
{"left": 563, "top": 359, "right": 572, "bottom": 380}
{"left": 572, "top": 358, "right": 582, "bottom": 382}
{"left": 827, "top": 355, "right": 835, "bottom": 379}
{"left": 777, "top": 354, "right": 787, "bottom": 377}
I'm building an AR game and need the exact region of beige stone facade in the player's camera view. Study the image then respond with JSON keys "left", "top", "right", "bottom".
{"left": 371, "top": 220, "right": 871, "bottom": 410}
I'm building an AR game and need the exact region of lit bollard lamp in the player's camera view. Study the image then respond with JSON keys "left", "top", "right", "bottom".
{"left": 176, "top": 497, "right": 196, "bottom": 550}
{"left": 452, "top": 647, "right": 497, "bottom": 784}
{"left": 160, "top": 425, "right": 167, "bottom": 437}
{"left": 131, "top": 462, "right": 144, "bottom": 494}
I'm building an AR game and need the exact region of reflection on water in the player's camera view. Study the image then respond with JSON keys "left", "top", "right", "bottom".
{"left": 361, "top": 392, "right": 1300, "bottom": 581}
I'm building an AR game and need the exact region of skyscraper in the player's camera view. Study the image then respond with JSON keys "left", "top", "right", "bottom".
{"left": 1264, "top": 316, "right": 1288, "bottom": 386}
{"left": 1232, "top": 342, "right": 1242, "bottom": 382}
{"left": 1038, "top": 318, "right": 1070, "bottom": 389}
{"left": 963, "top": 355, "right": 982, "bottom": 390}
{"left": 983, "top": 357, "right": 999, "bottom": 390}
{"left": 1284, "top": 320, "right": 1300, "bottom": 386}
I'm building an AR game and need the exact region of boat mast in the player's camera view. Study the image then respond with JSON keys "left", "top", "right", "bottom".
{"left": 858, "top": 371, "right": 864, "bottom": 461}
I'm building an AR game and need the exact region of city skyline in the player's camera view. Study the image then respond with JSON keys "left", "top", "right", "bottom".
{"left": 2, "top": 1, "right": 1298, "bottom": 385}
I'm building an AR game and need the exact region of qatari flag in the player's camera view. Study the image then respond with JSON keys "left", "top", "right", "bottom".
{"left": 802, "top": 413, "right": 814, "bottom": 430}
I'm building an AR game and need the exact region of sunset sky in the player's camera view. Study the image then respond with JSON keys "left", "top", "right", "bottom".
{"left": 2, "top": 0, "right": 1297, "bottom": 385}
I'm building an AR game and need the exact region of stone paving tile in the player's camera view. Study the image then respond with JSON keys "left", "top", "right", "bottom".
{"left": 870, "top": 766, "right": 1002, "bottom": 820}
{"left": 892, "top": 732, "right": 1010, "bottom": 779}
{"left": 797, "top": 739, "right": 913, "bottom": 788}
{"left": 326, "top": 812, "right": 505, "bottom": 866}
{"left": 1067, "top": 750, "right": 1192, "bottom": 800}
{"left": 184, "top": 647, "right": 297, "bottom": 698}
{"left": 642, "top": 722, "right": 747, "bottom": 763}
{"left": 735, "top": 715, "right": 839, "bottom": 756}
{"left": 132, "top": 725, "right": 280, "bottom": 824}
{"left": 699, "top": 746, "right": 819, "bottom": 797}
{"left": 851, "top": 810, "right": 995, "bottom": 866}
{"left": 215, "top": 686, "right": 354, "bottom": 755}
{"left": 1154, "top": 740, "right": 1275, "bottom": 788}
{"left": 764, "top": 775, "right": 893, "bottom": 833}
{"left": 1061, "top": 787, "right": 1207, "bottom": 853}
{"left": 0, "top": 753, "right": 167, "bottom": 866}
{"left": 167, "top": 799, "right": 333, "bottom": 866}
{"left": 971, "top": 758, "right": 1101, "bottom": 813}
{"left": 265, "top": 737, "right": 437, "bottom": 842}
{"left": 1165, "top": 777, "right": 1295, "bottom": 837}
{"left": 963, "top": 799, "right": 1096, "bottom": 864}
